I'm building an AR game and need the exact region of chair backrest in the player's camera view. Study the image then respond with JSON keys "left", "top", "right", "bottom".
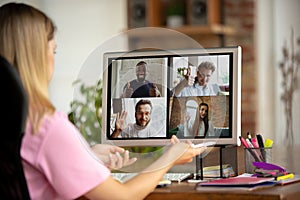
{"left": 0, "top": 56, "right": 30, "bottom": 199}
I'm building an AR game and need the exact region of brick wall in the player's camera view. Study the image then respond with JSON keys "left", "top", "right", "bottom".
{"left": 224, "top": 0, "right": 256, "bottom": 137}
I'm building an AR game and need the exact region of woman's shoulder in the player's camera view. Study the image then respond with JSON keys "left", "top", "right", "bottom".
{"left": 44, "top": 111, "right": 69, "bottom": 124}
{"left": 40, "top": 111, "right": 77, "bottom": 137}
{"left": 51, "top": 110, "right": 68, "bottom": 120}
{"left": 25, "top": 111, "right": 70, "bottom": 136}
{"left": 22, "top": 111, "right": 77, "bottom": 163}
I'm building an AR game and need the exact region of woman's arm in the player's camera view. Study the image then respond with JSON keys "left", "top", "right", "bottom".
{"left": 91, "top": 144, "right": 137, "bottom": 170}
{"left": 84, "top": 142, "right": 206, "bottom": 200}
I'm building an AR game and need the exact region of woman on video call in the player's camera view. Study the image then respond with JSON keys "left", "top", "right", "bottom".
{"left": 0, "top": 3, "right": 206, "bottom": 199}
{"left": 185, "top": 102, "right": 215, "bottom": 137}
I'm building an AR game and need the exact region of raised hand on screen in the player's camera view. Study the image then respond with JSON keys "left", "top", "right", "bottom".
{"left": 149, "top": 81, "right": 161, "bottom": 97}
{"left": 115, "top": 110, "right": 128, "bottom": 131}
{"left": 185, "top": 67, "right": 195, "bottom": 86}
{"left": 111, "top": 110, "right": 128, "bottom": 138}
{"left": 123, "top": 82, "right": 133, "bottom": 97}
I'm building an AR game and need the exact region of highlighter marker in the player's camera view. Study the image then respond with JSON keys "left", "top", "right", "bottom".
{"left": 264, "top": 138, "right": 273, "bottom": 148}
{"left": 277, "top": 173, "right": 294, "bottom": 181}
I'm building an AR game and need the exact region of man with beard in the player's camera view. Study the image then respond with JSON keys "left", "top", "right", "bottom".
{"left": 173, "top": 61, "right": 220, "bottom": 97}
{"left": 122, "top": 61, "right": 161, "bottom": 98}
{"left": 111, "top": 99, "right": 165, "bottom": 138}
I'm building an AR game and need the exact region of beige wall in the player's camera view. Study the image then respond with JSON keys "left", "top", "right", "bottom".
{"left": 2, "top": 0, "right": 300, "bottom": 145}
{"left": 0, "top": 0, "right": 127, "bottom": 113}
{"left": 257, "top": 0, "right": 300, "bottom": 145}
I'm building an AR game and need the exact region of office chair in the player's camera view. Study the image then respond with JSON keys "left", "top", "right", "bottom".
{"left": 0, "top": 56, "right": 30, "bottom": 199}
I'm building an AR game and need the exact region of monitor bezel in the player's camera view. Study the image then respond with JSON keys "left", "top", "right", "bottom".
{"left": 101, "top": 46, "right": 242, "bottom": 146}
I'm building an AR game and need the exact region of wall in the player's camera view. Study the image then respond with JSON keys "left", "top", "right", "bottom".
{"left": 224, "top": 0, "right": 300, "bottom": 145}
{"left": 203, "top": 0, "right": 300, "bottom": 173}
{"left": 256, "top": 0, "right": 275, "bottom": 143}
{"left": 257, "top": 0, "right": 300, "bottom": 145}
{"left": 0, "top": 0, "right": 127, "bottom": 113}
{"left": 273, "top": 0, "right": 300, "bottom": 145}
{"left": 223, "top": 0, "right": 256, "bottom": 137}
{"left": 44, "top": 0, "right": 127, "bottom": 114}
{"left": 2, "top": 0, "right": 299, "bottom": 145}
{"left": 0, "top": 0, "right": 40, "bottom": 7}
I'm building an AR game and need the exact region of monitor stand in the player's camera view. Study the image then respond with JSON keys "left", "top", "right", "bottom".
{"left": 195, "top": 144, "right": 238, "bottom": 180}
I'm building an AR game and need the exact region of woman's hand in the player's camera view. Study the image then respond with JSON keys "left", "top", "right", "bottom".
{"left": 91, "top": 144, "right": 137, "bottom": 170}
{"left": 170, "top": 135, "right": 181, "bottom": 144}
{"left": 170, "top": 135, "right": 206, "bottom": 165}
{"left": 171, "top": 142, "right": 206, "bottom": 165}
{"left": 170, "top": 135, "right": 192, "bottom": 146}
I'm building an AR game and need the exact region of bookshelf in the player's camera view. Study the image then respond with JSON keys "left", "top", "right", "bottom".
{"left": 127, "top": 0, "right": 235, "bottom": 48}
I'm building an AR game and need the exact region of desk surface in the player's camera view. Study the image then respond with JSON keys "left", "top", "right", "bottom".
{"left": 145, "top": 181, "right": 300, "bottom": 200}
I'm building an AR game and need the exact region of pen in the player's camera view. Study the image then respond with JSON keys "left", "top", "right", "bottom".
{"left": 240, "top": 136, "right": 260, "bottom": 162}
{"left": 251, "top": 138, "right": 259, "bottom": 148}
{"left": 247, "top": 138, "right": 264, "bottom": 161}
{"left": 247, "top": 132, "right": 252, "bottom": 142}
{"left": 246, "top": 138, "right": 254, "bottom": 148}
{"left": 256, "top": 134, "right": 266, "bottom": 161}
{"left": 256, "top": 134, "right": 264, "bottom": 148}
{"left": 239, "top": 136, "right": 249, "bottom": 148}
{"left": 277, "top": 173, "right": 294, "bottom": 181}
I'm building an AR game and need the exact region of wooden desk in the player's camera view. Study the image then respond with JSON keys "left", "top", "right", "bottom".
{"left": 145, "top": 181, "right": 300, "bottom": 200}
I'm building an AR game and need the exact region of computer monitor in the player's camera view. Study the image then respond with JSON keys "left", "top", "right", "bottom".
{"left": 101, "top": 46, "right": 241, "bottom": 146}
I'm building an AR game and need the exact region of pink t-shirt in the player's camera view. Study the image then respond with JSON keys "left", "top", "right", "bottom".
{"left": 21, "top": 111, "right": 110, "bottom": 200}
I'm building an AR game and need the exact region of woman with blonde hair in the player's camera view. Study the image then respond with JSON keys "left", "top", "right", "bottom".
{"left": 0, "top": 3, "right": 206, "bottom": 199}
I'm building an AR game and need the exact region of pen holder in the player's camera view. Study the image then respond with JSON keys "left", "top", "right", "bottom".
{"left": 244, "top": 147, "right": 272, "bottom": 173}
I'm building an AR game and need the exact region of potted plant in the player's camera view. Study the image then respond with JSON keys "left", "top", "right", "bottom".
{"left": 68, "top": 79, "right": 163, "bottom": 156}
{"left": 68, "top": 79, "right": 102, "bottom": 145}
{"left": 166, "top": 1, "right": 185, "bottom": 28}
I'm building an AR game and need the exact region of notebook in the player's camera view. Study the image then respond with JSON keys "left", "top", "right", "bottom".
{"left": 196, "top": 176, "right": 276, "bottom": 191}
{"left": 276, "top": 174, "right": 300, "bottom": 185}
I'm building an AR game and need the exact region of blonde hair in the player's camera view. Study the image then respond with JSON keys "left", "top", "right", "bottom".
{"left": 0, "top": 3, "right": 56, "bottom": 133}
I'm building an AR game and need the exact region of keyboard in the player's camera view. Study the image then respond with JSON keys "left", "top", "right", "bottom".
{"left": 111, "top": 172, "right": 192, "bottom": 183}
{"left": 163, "top": 173, "right": 192, "bottom": 182}
{"left": 111, "top": 172, "right": 137, "bottom": 183}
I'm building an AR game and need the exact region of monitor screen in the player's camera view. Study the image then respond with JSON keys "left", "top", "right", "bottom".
{"left": 101, "top": 46, "right": 241, "bottom": 146}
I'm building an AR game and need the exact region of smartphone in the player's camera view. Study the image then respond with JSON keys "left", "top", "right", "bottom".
{"left": 189, "top": 65, "right": 197, "bottom": 77}
{"left": 191, "top": 141, "right": 216, "bottom": 148}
